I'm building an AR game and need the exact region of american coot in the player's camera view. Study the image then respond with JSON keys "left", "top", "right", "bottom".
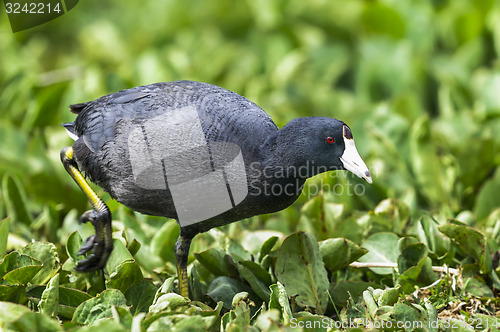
{"left": 61, "top": 81, "right": 372, "bottom": 298}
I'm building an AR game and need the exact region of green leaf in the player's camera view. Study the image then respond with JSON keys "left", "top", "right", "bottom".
{"left": 230, "top": 292, "right": 253, "bottom": 327}
{"left": 397, "top": 243, "right": 428, "bottom": 277}
{"left": 18, "top": 242, "right": 60, "bottom": 285}
{"left": 377, "top": 285, "right": 400, "bottom": 306}
{"left": 154, "top": 277, "right": 175, "bottom": 300}
{"left": 397, "top": 242, "right": 438, "bottom": 292}
{"left": 127, "top": 239, "right": 141, "bottom": 257}
{"left": 330, "top": 281, "right": 381, "bottom": 307}
{"left": 9, "top": 312, "right": 63, "bottom": 332}
{"left": 106, "top": 259, "right": 143, "bottom": 293}
{"left": 372, "top": 199, "right": 410, "bottom": 234}
{"left": 238, "top": 230, "right": 283, "bottom": 256}
{"left": 66, "top": 231, "right": 83, "bottom": 263}
{"left": 31, "top": 204, "right": 60, "bottom": 245}
{"left": 363, "top": 288, "right": 379, "bottom": 319}
{"left": 0, "top": 285, "right": 25, "bottom": 302}
{"left": 319, "top": 238, "right": 367, "bottom": 272}
{"left": 72, "top": 318, "right": 128, "bottom": 331}
{"left": 298, "top": 194, "right": 345, "bottom": 240}
{"left": 226, "top": 238, "right": 252, "bottom": 262}
{"left": 206, "top": 276, "right": 254, "bottom": 310}
{"left": 423, "top": 298, "right": 438, "bottom": 326}
{"left": 418, "top": 257, "right": 439, "bottom": 285}
{"left": 259, "top": 236, "right": 278, "bottom": 261}
{"left": 358, "top": 232, "right": 400, "bottom": 274}
{"left": 475, "top": 170, "right": 500, "bottom": 220}
{"left": 438, "top": 222, "right": 491, "bottom": 274}
{"left": 474, "top": 314, "right": 500, "bottom": 332}
{"left": 150, "top": 219, "right": 179, "bottom": 264}
{"left": 105, "top": 239, "right": 136, "bottom": 275}
{"left": 124, "top": 279, "right": 157, "bottom": 315}
{"left": 298, "top": 196, "right": 324, "bottom": 237}
{"left": 416, "top": 215, "right": 450, "bottom": 259}
{"left": 0, "top": 301, "right": 31, "bottom": 324}
{"left": 2, "top": 265, "right": 44, "bottom": 286}
{"left": 144, "top": 316, "right": 175, "bottom": 331}
{"left": 362, "top": 2, "right": 405, "bottom": 39}
{"left": 392, "top": 303, "right": 423, "bottom": 325}
{"left": 2, "top": 173, "right": 32, "bottom": 226}
{"left": 72, "top": 289, "right": 128, "bottom": 325}
{"left": 463, "top": 278, "right": 494, "bottom": 298}
{"left": 148, "top": 315, "right": 211, "bottom": 332}
{"left": 254, "top": 309, "right": 281, "bottom": 331}
{"left": 269, "top": 282, "right": 292, "bottom": 325}
{"left": 240, "top": 260, "right": 272, "bottom": 286}
{"left": 409, "top": 116, "right": 447, "bottom": 207}
{"left": 0, "top": 193, "right": 4, "bottom": 220}
{"left": 189, "top": 264, "right": 205, "bottom": 302}
{"left": 194, "top": 248, "right": 230, "bottom": 277}
{"left": 0, "top": 251, "right": 43, "bottom": 285}
{"left": 236, "top": 261, "right": 270, "bottom": 301}
{"left": 38, "top": 273, "right": 59, "bottom": 317}
{"left": 220, "top": 312, "right": 232, "bottom": 331}
{"left": 457, "top": 137, "right": 494, "bottom": 189}
{"left": 148, "top": 293, "right": 188, "bottom": 313}
{"left": 58, "top": 287, "right": 93, "bottom": 319}
{"left": 190, "top": 300, "right": 223, "bottom": 317}
{"left": 474, "top": 71, "right": 500, "bottom": 115}
{"left": 275, "top": 232, "right": 329, "bottom": 314}
{"left": 0, "top": 218, "right": 9, "bottom": 257}
{"left": 111, "top": 306, "right": 133, "bottom": 330}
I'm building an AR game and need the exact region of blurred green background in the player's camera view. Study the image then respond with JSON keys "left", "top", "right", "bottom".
{"left": 1, "top": 1, "right": 500, "bottom": 327}
{"left": 1, "top": 0, "right": 499, "bottom": 243}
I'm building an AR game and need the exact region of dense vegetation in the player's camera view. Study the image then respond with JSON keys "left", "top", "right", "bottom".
{"left": 0, "top": 0, "right": 499, "bottom": 330}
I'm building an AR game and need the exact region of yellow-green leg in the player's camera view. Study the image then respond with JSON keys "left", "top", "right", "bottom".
{"left": 175, "top": 232, "right": 192, "bottom": 298}
{"left": 61, "top": 146, "right": 113, "bottom": 271}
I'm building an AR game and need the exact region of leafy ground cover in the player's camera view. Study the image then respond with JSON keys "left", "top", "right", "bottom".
{"left": 0, "top": 0, "right": 500, "bottom": 331}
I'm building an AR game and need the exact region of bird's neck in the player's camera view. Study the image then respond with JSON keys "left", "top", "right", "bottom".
{"left": 260, "top": 129, "right": 311, "bottom": 180}
{"left": 239, "top": 129, "right": 309, "bottom": 210}
{"left": 264, "top": 124, "right": 338, "bottom": 180}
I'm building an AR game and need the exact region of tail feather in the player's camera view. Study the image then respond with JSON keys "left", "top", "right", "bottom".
{"left": 69, "top": 102, "right": 89, "bottom": 114}
{"left": 63, "top": 123, "right": 79, "bottom": 141}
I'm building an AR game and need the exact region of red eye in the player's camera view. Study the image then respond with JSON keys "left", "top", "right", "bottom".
{"left": 326, "top": 137, "right": 334, "bottom": 144}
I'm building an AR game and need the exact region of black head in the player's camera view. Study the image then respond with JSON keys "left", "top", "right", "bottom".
{"left": 277, "top": 117, "right": 372, "bottom": 182}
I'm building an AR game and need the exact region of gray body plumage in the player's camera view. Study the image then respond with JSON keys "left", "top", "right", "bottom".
{"left": 66, "top": 81, "right": 305, "bottom": 236}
